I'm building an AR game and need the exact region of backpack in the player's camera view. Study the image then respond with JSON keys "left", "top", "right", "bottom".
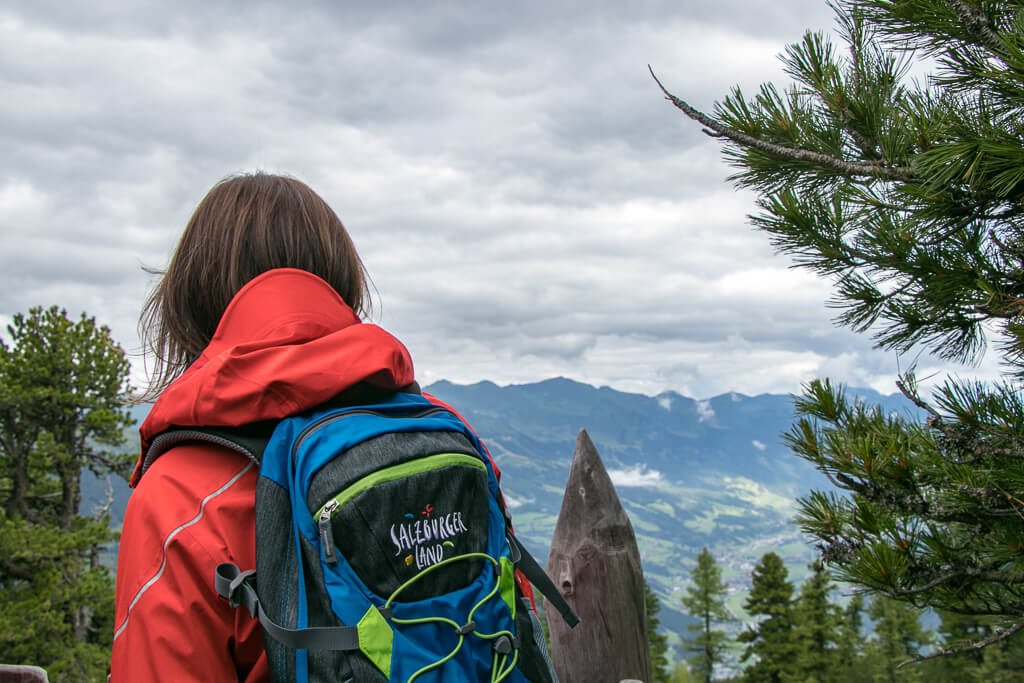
{"left": 148, "top": 388, "right": 578, "bottom": 682}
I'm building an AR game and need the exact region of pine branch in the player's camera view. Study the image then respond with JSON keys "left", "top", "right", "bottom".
{"left": 94, "top": 478, "right": 115, "bottom": 519}
{"left": 649, "top": 66, "right": 916, "bottom": 181}
{"left": 947, "top": 0, "right": 1005, "bottom": 56}
{"left": 0, "top": 553, "right": 33, "bottom": 582}
{"left": 16, "top": 497, "right": 46, "bottom": 527}
{"left": 897, "top": 618, "right": 1024, "bottom": 668}
{"left": 989, "top": 228, "right": 1024, "bottom": 260}
{"left": 841, "top": 115, "right": 883, "bottom": 160}
{"left": 86, "top": 449, "right": 133, "bottom": 478}
{"left": 922, "top": 598, "right": 1024, "bottom": 618}
{"left": 884, "top": 567, "right": 1024, "bottom": 599}
{"left": 819, "top": 468, "right": 1019, "bottom": 524}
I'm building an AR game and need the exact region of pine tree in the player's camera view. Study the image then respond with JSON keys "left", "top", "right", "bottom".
{"left": 921, "top": 611, "right": 1024, "bottom": 681}
{"left": 864, "top": 596, "right": 931, "bottom": 682}
{"left": 0, "top": 307, "right": 134, "bottom": 682}
{"left": 654, "top": 0, "right": 1024, "bottom": 656}
{"left": 668, "top": 661, "right": 695, "bottom": 683}
{"left": 738, "top": 552, "right": 795, "bottom": 683}
{"left": 790, "top": 562, "right": 840, "bottom": 682}
{"left": 646, "top": 579, "right": 671, "bottom": 683}
{"left": 681, "top": 547, "right": 731, "bottom": 683}
{"left": 977, "top": 635, "right": 1024, "bottom": 682}
{"left": 835, "top": 593, "right": 867, "bottom": 682}
{"left": 926, "top": 612, "right": 994, "bottom": 681}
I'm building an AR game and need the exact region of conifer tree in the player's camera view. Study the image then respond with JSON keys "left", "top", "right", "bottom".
{"left": 927, "top": 612, "right": 995, "bottom": 680}
{"left": 835, "top": 593, "right": 867, "bottom": 681}
{"left": 738, "top": 552, "right": 795, "bottom": 682}
{"left": 976, "top": 636, "right": 1024, "bottom": 682}
{"left": 922, "top": 612, "right": 1024, "bottom": 681}
{"left": 864, "top": 596, "right": 931, "bottom": 682}
{"left": 668, "top": 661, "right": 695, "bottom": 683}
{"left": 790, "top": 562, "right": 841, "bottom": 682}
{"left": 0, "top": 307, "right": 134, "bottom": 682}
{"left": 654, "top": 0, "right": 1024, "bottom": 656}
{"left": 681, "top": 547, "right": 731, "bottom": 683}
{"left": 646, "top": 579, "right": 671, "bottom": 683}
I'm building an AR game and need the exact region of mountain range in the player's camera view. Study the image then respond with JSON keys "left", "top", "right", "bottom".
{"left": 83, "top": 376, "right": 921, "bottom": 653}
{"left": 421, "top": 378, "right": 919, "bottom": 639}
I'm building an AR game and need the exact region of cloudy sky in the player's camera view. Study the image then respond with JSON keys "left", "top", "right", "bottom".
{"left": 0, "top": 1, "right": 1004, "bottom": 399}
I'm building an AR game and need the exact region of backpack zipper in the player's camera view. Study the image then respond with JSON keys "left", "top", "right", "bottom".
{"left": 292, "top": 406, "right": 448, "bottom": 465}
{"left": 319, "top": 499, "right": 340, "bottom": 563}
{"left": 293, "top": 405, "right": 450, "bottom": 565}
{"left": 316, "top": 452, "right": 487, "bottom": 564}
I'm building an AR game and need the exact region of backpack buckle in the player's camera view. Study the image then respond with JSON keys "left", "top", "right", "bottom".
{"left": 507, "top": 534, "right": 522, "bottom": 563}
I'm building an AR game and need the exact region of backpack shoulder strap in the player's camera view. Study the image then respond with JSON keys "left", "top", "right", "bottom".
{"left": 141, "top": 420, "right": 278, "bottom": 479}
{"left": 508, "top": 534, "right": 580, "bottom": 628}
{"left": 140, "top": 382, "right": 423, "bottom": 481}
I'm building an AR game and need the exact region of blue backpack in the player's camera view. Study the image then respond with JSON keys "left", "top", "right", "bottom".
{"left": 149, "top": 389, "right": 577, "bottom": 682}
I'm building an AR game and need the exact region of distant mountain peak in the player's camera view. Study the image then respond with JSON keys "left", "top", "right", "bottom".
{"left": 533, "top": 376, "right": 592, "bottom": 389}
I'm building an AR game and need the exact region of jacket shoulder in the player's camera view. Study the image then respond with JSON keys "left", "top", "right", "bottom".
{"left": 113, "top": 443, "right": 262, "bottom": 681}
{"left": 126, "top": 442, "right": 258, "bottom": 559}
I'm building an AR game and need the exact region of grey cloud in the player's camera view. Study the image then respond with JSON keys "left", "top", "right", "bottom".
{"left": 1, "top": 0, "right": 994, "bottom": 399}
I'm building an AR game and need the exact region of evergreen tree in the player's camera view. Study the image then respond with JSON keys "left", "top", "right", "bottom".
{"left": 790, "top": 562, "right": 840, "bottom": 682}
{"left": 681, "top": 547, "right": 731, "bottom": 683}
{"left": 654, "top": 0, "right": 1024, "bottom": 656}
{"left": 921, "top": 611, "right": 1024, "bottom": 681}
{"left": 864, "top": 596, "right": 930, "bottom": 682}
{"left": 977, "top": 634, "right": 1024, "bottom": 682}
{"left": 835, "top": 593, "right": 867, "bottom": 682}
{"left": 0, "top": 307, "right": 134, "bottom": 682}
{"left": 926, "top": 612, "right": 994, "bottom": 681}
{"left": 646, "top": 578, "right": 671, "bottom": 683}
{"left": 738, "top": 552, "right": 795, "bottom": 683}
{"left": 668, "top": 661, "right": 695, "bottom": 683}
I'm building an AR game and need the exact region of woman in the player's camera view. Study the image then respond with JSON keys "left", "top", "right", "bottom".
{"left": 110, "top": 173, "right": 540, "bottom": 681}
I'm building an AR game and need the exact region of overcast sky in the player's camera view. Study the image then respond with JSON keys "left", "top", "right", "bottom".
{"left": 0, "top": 1, "right": 1004, "bottom": 399}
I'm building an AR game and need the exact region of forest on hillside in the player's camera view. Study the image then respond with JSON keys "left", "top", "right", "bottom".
{"left": 659, "top": 548, "right": 1023, "bottom": 682}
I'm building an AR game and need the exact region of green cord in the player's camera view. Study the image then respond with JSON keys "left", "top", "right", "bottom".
{"left": 383, "top": 552, "right": 519, "bottom": 682}
{"left": 385, "top": 553, "right": 498, "bottom": 609}
{"left": 387, "top": 614, "right": 460, "bottom": 629}
{"left": 488, "top": 647, "right": 519, "bottom": 682}
{"left": 495, "top": 649, "right": 519, "bottom": 682}
{"left": 473, "top": 629, "right": 514, "bottom": 641}
{"left": 406, "top": 635, "right": 464, "bottom": 683}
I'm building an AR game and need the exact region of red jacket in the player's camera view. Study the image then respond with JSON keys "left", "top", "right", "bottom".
{"left": 111, "top": 268, "right": 513, "bottom": 682}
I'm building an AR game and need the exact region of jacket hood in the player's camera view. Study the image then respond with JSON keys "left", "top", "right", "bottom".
{"left": 132, "top": 268, "right": 414, "bottom": 486}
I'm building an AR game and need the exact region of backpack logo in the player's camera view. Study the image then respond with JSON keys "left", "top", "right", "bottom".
{"left": 390, "top": 504, "right": 469, "bottom": 570}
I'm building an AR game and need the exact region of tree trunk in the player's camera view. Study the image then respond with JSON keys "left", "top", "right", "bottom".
{"left": 72, "top": 605, "right": 94, "bottom": 642}
{"left": 704, "top": 609, "right": 712, "bottom": 683}
{"left": 1, "top": 425, "right": 30, "bottom": 519}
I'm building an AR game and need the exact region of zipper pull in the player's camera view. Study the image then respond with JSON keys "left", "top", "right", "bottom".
{"left": 318, "top": 499, "right": 340, "bottom": 564}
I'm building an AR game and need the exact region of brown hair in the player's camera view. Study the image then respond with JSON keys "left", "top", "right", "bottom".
{"left": 139, "top": 172, "right": 371, "bottom": 400}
